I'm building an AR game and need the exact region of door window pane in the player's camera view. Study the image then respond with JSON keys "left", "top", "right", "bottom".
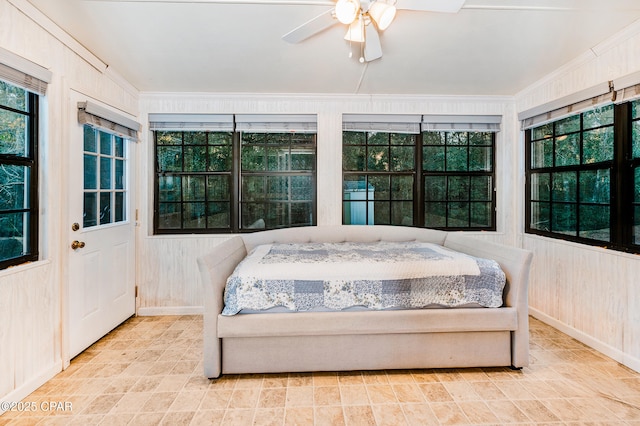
{"left": 83, "top": 192, "right": 97, "bottom": 228}
{"left": 100, "top": 157, "right": 112, "bottom": 189}
{"left": 115, "top": 192, "right": 125, "bottom": 223}
{"left": 100, "top": 192, "right": 111, "bottom": 225}
{"left": 99, "top": 131, "right": 112, "bottom": 155}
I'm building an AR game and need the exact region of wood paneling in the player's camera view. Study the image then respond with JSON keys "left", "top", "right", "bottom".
{"left": 514, "top": 23, "right": 640, "bottom": 371}
{"left": 0, "top": 0, "right": 139, "bottom": 404}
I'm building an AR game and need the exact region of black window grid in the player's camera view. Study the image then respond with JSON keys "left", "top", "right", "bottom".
{"left": 524, "top": 101, "right": 640, "bottom": 253}
{"left": 0, "top": 89, "right": 39, "bottom": 270}
{"left": 342, "top": 131, "right": 496, "bottom": 230}
{"left": 154, "top": 131, "right": 317, "bottom": 234}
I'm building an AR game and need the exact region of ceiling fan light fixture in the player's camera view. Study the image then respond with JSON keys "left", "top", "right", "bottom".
{"left": 335, "top": 0, "right": 361, "bottom": 25}
{"left": 344, "top": 15, "right": 365, "bottom": 42}
{"left": 368, "top": 0, "right": 396, "bottom": 31}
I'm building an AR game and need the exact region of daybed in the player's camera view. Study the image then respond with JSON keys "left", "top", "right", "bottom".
{"left": 197, "top": 225, "right": 533, "bottom": 379}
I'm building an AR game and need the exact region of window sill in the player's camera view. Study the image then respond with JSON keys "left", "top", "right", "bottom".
{"left": 0, "top": 259, "right": 51, "bottom": 279}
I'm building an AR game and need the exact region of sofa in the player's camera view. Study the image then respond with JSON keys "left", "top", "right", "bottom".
{"left": 197, "top": 225, "right": 533, "bottom": 379}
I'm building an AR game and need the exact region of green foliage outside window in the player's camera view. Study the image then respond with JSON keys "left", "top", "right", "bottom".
{"left": 422, "top": 132, "right": 494, "bottom": 229}
{"left": 528, "top": 104, "right": 614, "bottom": 242}
{"left": 0, "top": 80, "right": 38, "bottom": 268}
{"left": 156, "top": 131, "right": 234, "bottom": 231}
{"left": 154, "top": 130, "right": 316, "bottom": 233}
{"left": 342, "top": 130, "right": 495, "bottom": 230}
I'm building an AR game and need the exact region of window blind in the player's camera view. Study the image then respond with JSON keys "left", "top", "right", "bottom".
{"left": 421, "top": 115, "right": 501, "bottom": 132}
{"left": 0, "top": 47, "right": 52, "bottom": 95}
{"left": 235, "top": 114, "right": 317, "bottom": 133}
{"left": 518, "top": 81, "right": 614, "bottom": 130}
{"left": 148, "top": 113, "right": 234, "bottom": 131}
{"left": 613, "top": 71, "right": 640, "bottom": 104}
{"left": 78, "top": 101, "right": 141, "bottom": 140}
{"left": 342, "top": 114, "right": 421, "bottom": 134}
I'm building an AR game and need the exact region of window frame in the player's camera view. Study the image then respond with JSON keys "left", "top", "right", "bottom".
{"left": 342, "top": 131, "right": 418, "bottom": 226}
{"left": 238, "top": 131, "right": 317, "bottom": 231}
{"left": 421, "top": 131, "right": 497, "bottom": 231}
{"left": 342, "top": 130, "right": 497, "bottom": 230}
{"left": 0, "top": 87, "right": 39, "bottom": 270}
{"left": 153, "top": 129, "right": 317, "bottom": 234}
{"left": 524, "top": 100, "right": 640, "bottom": 253}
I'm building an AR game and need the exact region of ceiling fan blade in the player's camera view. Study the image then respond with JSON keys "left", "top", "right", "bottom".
{"left": 363, "top": 24, "right": 382, "bottom": 62}
{"left": 282, "top": 9, "right": 336, "bottom": 43}
{"left": 395, "top": 0, "right": 466, "bottom": 13}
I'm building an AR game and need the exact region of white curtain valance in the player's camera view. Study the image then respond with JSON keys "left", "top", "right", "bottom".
{"left": 613, "top": 71, "right": 640, "bottom": 104}
{"left": 149, "top": 114, "right": 234, "bottom": 131}
{"left": 0, "top": 47, "right": 51, "bottom": 95}
{"left": 342, "top": 114, "right": 422, "bottom": 134}
{"left": 235, "top": 114, "right": 317, "bottom": 133}
{"left": 421, "top": 115, "right": 501, "bottom": 132}
{"left": 518, "top": 81, "right": 614, "bottom": 130}
{"left": 78, "top": 101, "right": 140, "bottom": 140}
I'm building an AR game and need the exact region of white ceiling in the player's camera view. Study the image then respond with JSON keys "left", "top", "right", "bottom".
{"left": 26, "top": 0, "right": 640, "bottom": 95}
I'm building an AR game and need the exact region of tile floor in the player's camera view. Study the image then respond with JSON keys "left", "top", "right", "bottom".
{"left": 1, "top": 315, "right": 640, "bottom": 425}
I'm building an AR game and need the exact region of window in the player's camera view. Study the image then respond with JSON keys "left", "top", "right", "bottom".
{"left": 153, "top": 114, "right": 317, "bottom": 233}
{"left": 155, "top": 130, "right": 233, "bottom": 231}
{"left": 423, "top": 131, "right": 495, "bottom": 228}
{"left": 632, "top": 101, "right": 640, "bottom": 245}
{"left": 525, "top": 98, "right": 640, "bottom": 252}
{"left": 0, "top": 80, "right": 39, "bottom": 269}
{"left": 527, "top": 105, "right": 614, "bottom": 241}
{"left": 342, "top": 114, "right": 498, "bottom": 230}
{"left": 240, "top": 132, "right": 316, "bottom": 230}
{"left": 83, "top": 126, "right": 127, "bottom": 227}
{"left": 343, "top": 131, "right": 416, "bottom": 226}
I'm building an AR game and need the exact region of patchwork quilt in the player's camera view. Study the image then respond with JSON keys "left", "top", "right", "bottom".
{"left": 222, "top": 241, "right": 506, "bottom": 315}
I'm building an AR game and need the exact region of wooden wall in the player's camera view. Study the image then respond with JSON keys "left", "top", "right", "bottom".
{"left": 516, "top": 19, "right": 640, "bottom": 372}
{"left": 0, "top": 0, "right": 139, "bottom": 405}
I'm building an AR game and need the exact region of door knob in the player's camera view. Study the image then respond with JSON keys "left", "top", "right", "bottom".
{"left": 71, "top": 240, "right": 86, "bottom": 250}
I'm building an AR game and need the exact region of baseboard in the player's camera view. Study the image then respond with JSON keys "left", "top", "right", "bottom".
{"left": 529, "top": 307, "right": 640, "bottom": 373}
{"left": 137, "top": 306, "right": 204, "bottom": 316}
{"left": 0, "top": 361, "right": 62, "bottom": 414}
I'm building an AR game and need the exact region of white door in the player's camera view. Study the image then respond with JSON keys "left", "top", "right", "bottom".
{"left": 67, "top": 96, "right": 136, "bottom": 358}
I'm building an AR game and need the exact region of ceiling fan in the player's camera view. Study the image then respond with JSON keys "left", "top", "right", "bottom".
{"left": 282, "top": 0, "right": 467, "bottom": 63}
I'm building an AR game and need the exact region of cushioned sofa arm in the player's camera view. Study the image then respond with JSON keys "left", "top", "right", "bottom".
{"left": 443, "top": 233, "right": 533, "bottom": 368}
{"left": 197, "top": 236, "right": 247, "bottom": 378}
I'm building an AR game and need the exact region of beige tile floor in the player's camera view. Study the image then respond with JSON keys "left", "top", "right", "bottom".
{"left": 1, "top": 315, "right": 640, "bottom": 425}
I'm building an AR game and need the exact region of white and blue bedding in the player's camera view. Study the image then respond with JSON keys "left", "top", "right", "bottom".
{"left": 222, "top": 241, "right": 506, "bottom": 315}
